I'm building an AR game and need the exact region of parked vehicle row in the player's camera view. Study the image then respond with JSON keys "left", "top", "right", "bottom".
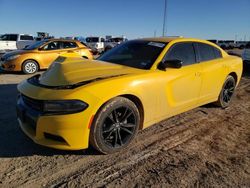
{"left": 0, "top": 33, "right": 128, "bottom": 55}
{"left": 0, "top": 39, "right": 93, "bottom": 74}
{"left": 208, "top": 39, "right": 249, "bottom": 49}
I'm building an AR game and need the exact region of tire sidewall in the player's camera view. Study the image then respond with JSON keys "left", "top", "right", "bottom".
{"left": 219, "top": 76, "right": 236, "bottom": 108}
{"left": 90, "top": 97, "right": 140, "bottom": 154}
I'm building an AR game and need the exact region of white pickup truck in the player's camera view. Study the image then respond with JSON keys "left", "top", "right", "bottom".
{"left": 0, "top": 34, "right": 35, "bottom": 53}
{"left": 86, "top": 37, "right": 105, "bottom": 54}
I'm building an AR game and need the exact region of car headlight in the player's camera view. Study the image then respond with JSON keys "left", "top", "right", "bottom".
{"left": 6, "top": 54, "right": 20, "bottom": 61}
{"left": 43, "top": 100, "right": 88, "bottom": 115}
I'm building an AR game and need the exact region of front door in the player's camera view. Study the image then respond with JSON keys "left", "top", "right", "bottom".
{"left": 39, "top": 41, "right": 62, "bottom": 68}
{"left": 159, "top": 42, "right": 202, "bottom": 117}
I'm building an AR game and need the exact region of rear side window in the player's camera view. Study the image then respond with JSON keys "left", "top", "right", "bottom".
{"left": 20, "top": 35, "right": 33, "bottom": 40}
{"left": 42, "top": 41, "right": 60, "bottom": 50}
{"left": 62, "top": 41, "right": 77, "bottom": 49}
{"left": 164, "top": 42, "right": 196, "bottom": 66}
{"left": 195, "top": 43, "right": 222, "bottom": 62}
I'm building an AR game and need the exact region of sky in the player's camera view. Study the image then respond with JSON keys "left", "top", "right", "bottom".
{"left": 0, "top": 0, "right": 249, "bottom": 40}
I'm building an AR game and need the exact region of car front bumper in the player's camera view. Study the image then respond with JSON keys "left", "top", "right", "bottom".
{"left": 17, "top": 80, "right": 101, "bottom": 150}
{"left": 17, "top": 95, "right": 91, "bottom": 150}
{"left": 0, "top": 59, "right": 20, "bottom": 71}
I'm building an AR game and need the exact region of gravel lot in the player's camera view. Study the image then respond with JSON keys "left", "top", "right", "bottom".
{"left": 0, "top": 50, "right": 249, "bottom": 187}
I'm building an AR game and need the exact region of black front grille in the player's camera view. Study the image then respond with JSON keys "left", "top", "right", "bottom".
{"left": 44, "top": 133, "right": 68, "bottom": 144}
{"left": 21, "top": 95, "right": 43, "bottom": 111}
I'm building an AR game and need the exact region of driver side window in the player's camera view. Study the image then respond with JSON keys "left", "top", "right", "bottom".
{"left": 164, "top": 42, "right": 196, "bottom": 66}
{"left": 42, "top": 41, "right": 60, "bottom": 51}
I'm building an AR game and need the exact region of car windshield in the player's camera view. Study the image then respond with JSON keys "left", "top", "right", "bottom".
{"left": 98, "top": 40, "right": 167, "bottom": 69}
{"left": 24, "top": 40, "right": 48, "bottom": 50}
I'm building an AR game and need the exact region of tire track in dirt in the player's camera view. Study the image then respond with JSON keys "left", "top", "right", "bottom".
{"left": 48, "top": 105, "right": 247, "bottom": 188}
{"left": 1, "top": 101, "right": 210, "bottom": 186}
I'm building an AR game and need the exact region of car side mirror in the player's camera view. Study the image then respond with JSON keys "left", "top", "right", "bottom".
{"left": 158, "top": 59, "right": 183, "bottom": 70}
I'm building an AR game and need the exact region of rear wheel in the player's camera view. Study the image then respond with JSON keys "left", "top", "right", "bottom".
{"left": 90, "top": 97, "right": 140, "bottom": 154}
{"left": 215, "top": 75, "right": 236, "bottom": 108}
{"left": 22, "top": 60, "right": 38, "bottom": 74}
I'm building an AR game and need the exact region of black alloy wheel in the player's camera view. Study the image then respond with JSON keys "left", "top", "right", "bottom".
{"left": 90, "top": 97, "right": 140, "bottom": 154}
{"left": 216, "top": 75, "right": 236, "bottom": 108}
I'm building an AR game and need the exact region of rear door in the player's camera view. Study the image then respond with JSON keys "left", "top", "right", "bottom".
{"left": 7, "top": 34, "right": 18, "bottom": 50}
{"left": 194, "top": 42, "right": 227, "bottom": 104}
{"left": 60, "top": 41, "right": 80, "bottom": 54}
{"left": 0, "top": 34, "right": 17, "bottom": 50}
{"left": 0, "top": 35, "right": 8, "bottom": 50}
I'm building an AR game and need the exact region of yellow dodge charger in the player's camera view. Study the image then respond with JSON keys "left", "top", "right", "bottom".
{"left": 17, "top": 37, "right": 242, "bottom": 154}
{"left": 0, "top": 39, "right": 93, "bottom": 74}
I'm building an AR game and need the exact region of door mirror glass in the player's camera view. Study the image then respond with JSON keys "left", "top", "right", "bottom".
{"left": 158, "top": 59, "right": 183, "bottom": 70}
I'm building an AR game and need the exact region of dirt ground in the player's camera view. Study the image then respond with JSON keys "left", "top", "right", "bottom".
{"left": 0, "top": 52, "right": 249, "bottom": 187}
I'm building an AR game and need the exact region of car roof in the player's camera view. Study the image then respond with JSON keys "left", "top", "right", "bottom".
{"left": 141, "top": 37, "right": 182, "bottom": 43}
{"left": 140, "top": 37, "right": 214, "bottom": 43}
{"left": 46, "top": 38, "right": 80, "bottom": 43}
{"left": 139, "top": 37, "right": 225, "bottom": 47}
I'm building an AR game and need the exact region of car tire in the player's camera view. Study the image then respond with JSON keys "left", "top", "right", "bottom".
{"left": 215, "top": 75, "right": 236, "bottom": 108}
{"left": 90, "top": 97, "right": 140, "bottom": 154}
{"left": 22, "top": 60, "right": 39, "bottom": 74}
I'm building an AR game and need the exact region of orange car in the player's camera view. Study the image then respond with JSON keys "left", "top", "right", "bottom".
{"left": 0, "top": 39, "right": 93, "bottom": 74}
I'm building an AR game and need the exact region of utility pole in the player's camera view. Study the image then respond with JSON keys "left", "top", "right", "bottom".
{"left": 162, "top": 0, "right": 167, "bottom": 36}
{"left": 154, "top": 30, "right": 157, "bottom": 37}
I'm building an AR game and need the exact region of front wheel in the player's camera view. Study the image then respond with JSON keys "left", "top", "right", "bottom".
{"left": 90, "top": 97, "right": 140, "bottom": 154}
{"left": 22, "top": 60, "right": 38, "bottom": 74}
{"left": 215, "top": 75, "right": 236, "bottom": 108}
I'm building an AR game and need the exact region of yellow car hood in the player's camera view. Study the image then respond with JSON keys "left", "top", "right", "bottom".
{"left": 38, "top": 57, "right": 142, "bottom": 87}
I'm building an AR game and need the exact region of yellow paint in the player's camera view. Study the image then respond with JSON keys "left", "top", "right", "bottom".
{"left": 1, "top": 39, "right": 93, "bottom": 72}
{"left": 17, "top": 38, "right": 243, "bottom": 150}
